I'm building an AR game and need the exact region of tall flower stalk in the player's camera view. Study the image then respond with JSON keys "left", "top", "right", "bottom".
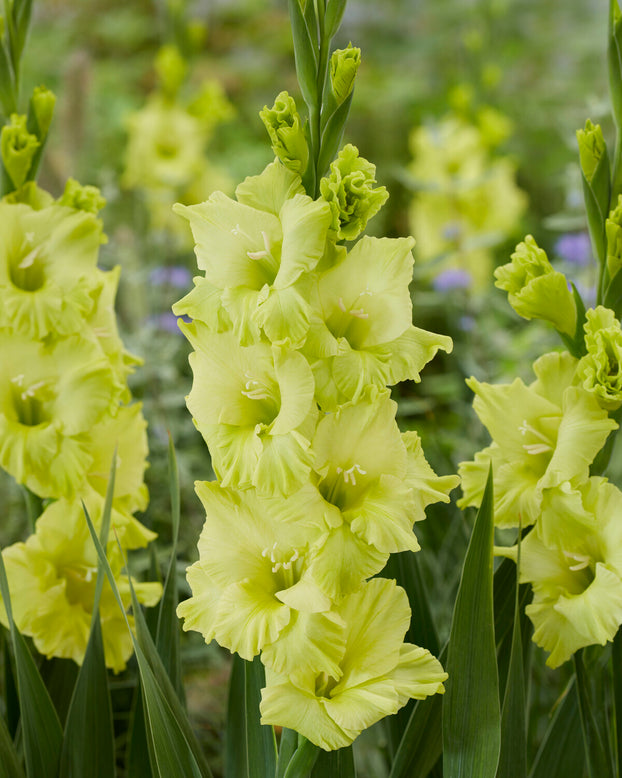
{"left": 174, "top": 0, "right": 458, "bottom": 764}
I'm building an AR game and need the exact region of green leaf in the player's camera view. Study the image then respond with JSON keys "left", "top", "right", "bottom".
{"left": 155, "top": 435, "right": 183, "bottom": 700}
{"left": 0, "top": 38, "right": 16, "bottom": 117}
{"left": 287, "top": 0, "right": 318, "bottom": 110}
{"left": 58, "top": 617, "right": 115, "bottom": 777}
{"left": 0, "top": 712, "right": 25, "bottom": 778}
{"left": 574, "top": 650, "right": 614, "bottom": 778}
{"left": 59, "top": 479, "right": 116, "bottom": 778}
{"left": 316, "top": 91, "right": 353, "bottom": 180}
{"left": 388, "top": 646, "right": 447, "bottom": 778}
{"left": 496, "top": 537, "right": 526, "bottom": 778}
{"left": 443, "top": 467, "right": 500, "bottom": 778}
{"left": 126, "top": 689, "right": 155, "bottom": 778}
{"left": 11, "top": 0, "right": 33, "bottom": 62}
{"left": 226, "top": 655, "right": 277, "bottom": 778}
{"left": 0, "top": 553, "right": 63, "bottom": 778}
{"left": 82, "top": 509, "right": 213, "bottom": 778}
{"left": 610, "top": 0, "right": 622, "bottom": 131}
{"left": 324, "top": 0, "right": 347, "bottom": 39}
{"left": 2, "top": 631, "right": 19, "bottom": 738}
{"left": 529, "top": 679, "right": 585, "bottom": 778}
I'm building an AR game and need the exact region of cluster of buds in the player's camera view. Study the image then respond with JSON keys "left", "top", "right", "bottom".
{"left": 122, "top": 44, "right": 234, "bottom": 245}
{"left": 460, "top": 225, "right": 622, "bottom": 667}
{"left": 0, "top": 160, "right": 161, "bottom": 670}
{"left": 408, "top": 108, "right": 527, "bottom": 291}
{"left": 174, "top": 130, "right": 458, "bottom": 747}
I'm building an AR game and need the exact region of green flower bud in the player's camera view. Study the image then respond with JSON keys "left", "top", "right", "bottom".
{"left": 259, "top": 91, "right": 309, "bottom": 175}
{"left": 154, "top": 45, "right": 188, "bottom": 99}
{"left": 329, "top": 44, "right": 361, "bottom": 105}
{"left": 494, "top": 235, "right": 577, "bottom": 336}
{"left": 319, "top": 143, "right": 388, "bottom": 241}
{"left": 30, "top": 86, "right": 56, "bottom": 139}
{"left": 1, "top": 114, "right": 40, "bottom": 189}
{"left": 577, "top": 306, "right": 622, "bottom": 410}
{"left": 606, "top": 195, "right": 622, "bottom": 279}
{"left": 577, "top": 119, "right": 606, "bottom": 184}
{"left": 58, "top": 177, "right": 106, "bottom": 214}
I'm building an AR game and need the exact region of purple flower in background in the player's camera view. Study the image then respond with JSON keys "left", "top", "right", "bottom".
{"left": 148, "top": 312, "right": 191, "bottom": 334}
{"left": 554, "top": 232, "right": 592, "bottom": 266}
{"left": 149, "top": 265, "right": 193, "bottom": 288}
{"left": 432, "top": 268, "right": 472, "bottom": 291}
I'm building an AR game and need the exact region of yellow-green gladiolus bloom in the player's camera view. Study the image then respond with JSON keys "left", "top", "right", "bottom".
{"left": 181, "top": 322, "right": 317, "bottom": 496}
{"left": 174, "top": 161, "right": 332, "bottom": 348}
{"left": 0, "top": 494, "right": 161, "bottom": 672}
{"left": 497, "top": 478, "right": 622, "bottom": 667}
{"left": 177, "top": 481, "right": 343, "bottom": 680}
{"left": 304, "top": 236, "right": 452, "bottom": 410}
{"left": 459, "top": 350, "right": 617, "bottom": 527}
{"left": 0, "top": 200, "right": 105, "bottom": 339}
{"left": 0, "top": 332, "right": 121, "bottom": 498}
{"left": 260, "top": 578, "right": 447, "bottom": 750}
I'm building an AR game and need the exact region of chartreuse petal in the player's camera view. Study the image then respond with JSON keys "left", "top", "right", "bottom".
{"left": 317, "top": 236, "right": 415, "bottom": 350}
{"left": 307, "top": 523, "right": 388, "bottom": 600}
{"left": 84, "top": 402, "right": 150, "bottom": 514}
{"left": 171, "top": 275, "right": 231, "bottom": 331}
{"left": 235, "top": 160, "right": 305, "bottom": 216}
{"left": 274, "top": 194, "right": 332, "bottom": 289}
{"left": 253, "top": 282, "right": 312, "bottom": 347}
{"left": 175, "top": 193, "right": 282, "bottom": 290}
{"left": 402, "top": 430, "right": 460, "bottom": 520}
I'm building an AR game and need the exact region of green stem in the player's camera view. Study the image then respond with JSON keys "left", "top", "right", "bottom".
{"left": 282, "top": 736, "right": 319, "bottom": 778}
{"left": 312, "top": 0, "right": 330, "bottom": 196}
{"left": 21, "top": 487, "right": 42, "bottom": 533}
{"left": 276, "top": 729, "right": 299, "bottom": 778}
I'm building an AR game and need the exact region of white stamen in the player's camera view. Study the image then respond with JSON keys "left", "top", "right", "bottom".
{"left": 340, "top": 463, "right": 367, "bottom": 486}
{"left": 25, "top": 232, "right": 35, "bottom": 244}
{"left": 349, "top": 308, "right": 369, "bottom": 319}
{"left": 519, "top": 420, "right": 552, "bottom": 455}
{"left": 10, "top": 374, "right": 25, "bottom": 386}
{"left": 338, "top": 297, "right": 347, "bottom": 312}
{"left": 241, "top": 388, "right": 270, "bottom": 400}
{"left": 20, "top": 380, "right": 46, "bottom": 401}
{"left": 18, "top": 246, "right": 42, "bottom": 269}
{"left": 564, "top": 550, "right": 591, "bottom": 572}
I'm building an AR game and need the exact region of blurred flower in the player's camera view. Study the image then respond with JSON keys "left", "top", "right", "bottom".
{"left": 149, "top": 265, "right": 193, "bottom": 288}
{"left": 409, "top": 112, "right": 526, "bottom": 291}
{"left": 554, "top": 232, "right": 592, "bottom": 266}
{"left": 432, "top": 267, "right": 472, "bottom": 291}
